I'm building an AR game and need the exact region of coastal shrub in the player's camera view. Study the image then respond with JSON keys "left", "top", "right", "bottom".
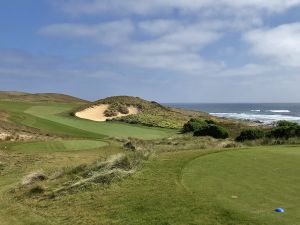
{"left": 182, "top": 119, "right": 207, "bottom": 133}
{"left": 267, "top": 120, "right": 300, "bottom": 139}
{"left": 267, "top": 121, "right": 300, "bottom": 139}
{"left": 194, "top": 124, "right": 229, "bottom": 139}
{"left": 268, "top": 126, "right": 299, "bottom": 139}
{"left": 205, "top": 119, "right": 216, "bottom": 125}
{"left": 117, "top": 114, "right": 182, "bottom": 129}
{"left": 236, "top": 129, "right": 265, "bottom": 142}
{"left": 277, "top": 120, "right": 298, "bottom": 127}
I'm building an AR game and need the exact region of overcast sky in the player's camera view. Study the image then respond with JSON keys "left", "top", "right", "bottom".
{"left": 1, "top": 0, "right": 300, "bottom": 102}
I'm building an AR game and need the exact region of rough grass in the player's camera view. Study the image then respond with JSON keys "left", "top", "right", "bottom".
{"left": 1, "top": 136, "right": 300, "bottom": 225}
{"left": 1, "top": 139, "right": 108, "bottom": 153}
{"left": 13, "top": 149, "right": 152, "bottom": 198}
{"left": 0, "top": 142, "right": 123, "bottom": 225}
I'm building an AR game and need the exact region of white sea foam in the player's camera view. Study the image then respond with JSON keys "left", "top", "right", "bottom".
{"left": 211, "top": 113, "right": 300, "bottom": 124}
{"left": 266, "top": 110, "right": 291, "bottom": 113}
{"left": 250, "top": 110, "right": 261, "bottom": 112}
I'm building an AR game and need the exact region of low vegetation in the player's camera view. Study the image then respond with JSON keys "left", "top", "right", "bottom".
{"left": 104, "top": 102, "right": 130, "bottom": 117}
{"left": 182, "top": 118, "right": 229, "bottom": 139}
{"left": 14, "top": 148, "right": 152, "bottom": 198}
{"left": 194, "top": 124, "right": 229, "bottom": 139}
{"left": 236, "top": 129, "right": 266, "bottom": 142}
{"left": 236, "top": 120, "right": 300, "bottom": 142}
{"left": 267, "top": 120, "right": 300, "bottom": 139}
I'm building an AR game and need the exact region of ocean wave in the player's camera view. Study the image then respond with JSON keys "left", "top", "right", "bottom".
{"left": 266, "top": 110, "right": 291, "bottom": 113}
{"left": 211, "top": 113, "right": 300, "bottom": 124}
{"left": 250, "top": 110, "right": 261, "bottom": 112}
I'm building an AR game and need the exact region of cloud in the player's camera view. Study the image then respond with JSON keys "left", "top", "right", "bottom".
{"left": 138, "top": 20, "right": 180, "bottom": 36}
{"left": 244, "top": 23, "right": 300, "bottom": 67}
{"left": 85, "top": 20, "right": 224, "bottom": 75}
{"left": 54, "top": 0, "right": 300, "bottom": 16}
{"left": 38, "top": 20, "right": 134, "bottom": 45}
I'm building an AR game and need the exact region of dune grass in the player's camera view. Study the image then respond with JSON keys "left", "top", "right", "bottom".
{"left": 0, "top": 143, "right": 123, "bottom": 225}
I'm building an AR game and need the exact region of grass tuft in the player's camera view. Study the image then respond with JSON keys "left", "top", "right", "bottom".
{"left": 21, "top": 170, "right": 47, "bottom": 186}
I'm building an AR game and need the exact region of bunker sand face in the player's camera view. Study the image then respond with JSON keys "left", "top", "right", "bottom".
{"left": 75, "top": 104, "right": 138, "bottom": 122}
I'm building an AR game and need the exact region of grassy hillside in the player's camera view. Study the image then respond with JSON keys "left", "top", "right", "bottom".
{"left": 0, "top": 91, "right": 89, "bottom": 104}
{"left": 74, "top": 96, "right": 250, "bottom": 135}
{"left": 74, "top": 96, "right": 211, "bottom": 128}
{"left": 0, "top": 100, "right": 175, "bottom": 139}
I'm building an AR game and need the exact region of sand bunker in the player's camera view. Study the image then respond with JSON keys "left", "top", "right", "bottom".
{"left": 75, "top": 104, "right": 138, "bottom": 122}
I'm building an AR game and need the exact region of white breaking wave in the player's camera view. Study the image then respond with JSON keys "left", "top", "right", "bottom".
{"left": 211, "top": 113, "right": 300, "bottom": 124}
{"left": 250, "top": 110, "right": 261, "bottom": 112}
{"left": 266, "top": 110, "right": 291, "bottom": 113}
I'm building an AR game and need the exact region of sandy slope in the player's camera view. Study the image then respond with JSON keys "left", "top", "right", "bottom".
{"left": 75, "top": 104, "right": 138, "bottom": 122}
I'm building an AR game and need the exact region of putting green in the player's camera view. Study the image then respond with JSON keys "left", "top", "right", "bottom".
{"left": 182, "top": 146, "right": 300, "bottom": 225}
{"left": 7, "top": 140, "right": 108, "bottom": 153}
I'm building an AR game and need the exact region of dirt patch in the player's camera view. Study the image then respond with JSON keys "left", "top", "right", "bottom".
{"left": 0, "top": 130, "right": 44, "bottom": 141}
{"left": 75, "top": 104, "right": 138, "bottom": 122}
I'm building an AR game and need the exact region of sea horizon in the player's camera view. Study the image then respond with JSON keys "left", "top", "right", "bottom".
{"left": 165, "top": 103, "right": 300, "bottom": 124}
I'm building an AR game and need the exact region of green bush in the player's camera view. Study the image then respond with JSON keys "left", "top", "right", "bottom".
{"left": 267, "top": 120, "right": 300, "bottom": 139}
{"left": 277, "top": 120, "right": 298, "bottom": 127}
{"left": 205, "top": 119, "right": 216, "bottom": 125}
{"left": 194, "top": 124, "right": 229, "bottom": 139}
{"left": 182, "top": 119, "right": 207, "bottom": 133}
{"left": 236, "top": 129, "right": 265, "bottom": 142}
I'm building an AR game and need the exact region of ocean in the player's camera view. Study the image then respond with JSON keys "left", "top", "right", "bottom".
{"left": 166, "top": 103, "right": 300, "bottom": 124}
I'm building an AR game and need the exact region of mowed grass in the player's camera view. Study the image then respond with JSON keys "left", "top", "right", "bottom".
{"left": 1, "top": 139, "right": 108, "bottom": 153}
{"left": 182, "top": 146, "right": 300, "bottom": 225}
{"left": 0, "top": 101, "right": 176, "bottom": 139}
{"left": 1, "top": 146, "right": 298, "bottom": 225}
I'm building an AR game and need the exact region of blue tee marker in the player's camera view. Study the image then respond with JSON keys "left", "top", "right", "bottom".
{"left": 275, "top": 208, "right": 285, "bottom": 213}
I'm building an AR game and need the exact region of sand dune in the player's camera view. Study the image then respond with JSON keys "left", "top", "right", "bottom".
{"left": 75, "top": 104, "right": 138, "bottom": 122}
